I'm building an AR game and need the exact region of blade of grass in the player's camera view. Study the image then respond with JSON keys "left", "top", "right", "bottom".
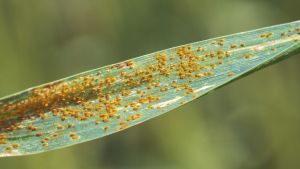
{"left": 0, "top": 21, "right": 299, "bottom": 157}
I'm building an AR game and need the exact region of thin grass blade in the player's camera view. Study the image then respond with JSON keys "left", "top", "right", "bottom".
{"left": 0, "top": 21, "right": 299, "bottom": 157}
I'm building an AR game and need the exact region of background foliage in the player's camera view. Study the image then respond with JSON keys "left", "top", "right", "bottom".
{"left": 0, "top": 0, "right": 299, "bottom": 169}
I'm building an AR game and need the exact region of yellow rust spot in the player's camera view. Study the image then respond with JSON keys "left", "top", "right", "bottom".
{"left": 95, "top": 119, "right": 101, "bottom": 125}
{"left": 127, "top": 113, "right": 143, "bottom": 121}
{"left": 69, "top": 132, "right": 80, "bottom": 140}
{"left": 40, "top": 137, "right": 49, "bottom": 146}
{"left": 60, "top": 116, "right": 67, "bottom": 121}
{"left": 203, "top": 72, "right": 213, "bottom": 76}
{"left": 11, "top": 144, "right": 19, "bottom": 149}
{"left": 0, "top": 134, "right": 7, "bottom": 139}
{"left": 56, "top": 123, "right": 64, "bottom": 130}
{"left": 156, "top": 53, "right": 168, "bottom": 65}
{"left": 216, "top": 39, "right": 225, "bottom": 46}
{"left": 105, "top": 77, "right": 117, "bottom": 86}
{"left": 36, "top": 132, "right": 43, "bottom": 137}
{"left": 244, "top": 53, "right": 252, "bottom": 59}
{"left": 230, "top": 44, "right": 238, "bottom": 49}
{"left": 0, "top": 140, "right": 8, "bottom": 144}
{"left": 217, "top": 55, "right": 224, "bottom": 59}
{"left": 67, "top": 123, "right": 74, "bottom": 128}
{"left": 260, "top": 32, "right": 273, "bottom": 38}
{"left": 228, "top": 72, "right": 234, "bottom": 77}
{"left": 130, "top": 102, "right": 141, "bottom": 111}
{"left": 217, "top": 61, "right": 224, "bottom": 65}
{"left": 100, "top": 114, "right": 110, "bottom": 122}
{"left": 196, "top": 47, "right": 205, "bottom": 52}
{"left": 84, "top": 111, "right": 93, "bottom": 118}
{"left": 104, "top": 126, "right": 109, "bottom": 132}
{"left": 119, "top": 121, "right": 128, "bottom": 130}
{"left": 27, "top": 124, "right": 39, "bottom": 131}
{"left": 195, "top": 72, "right": 202, "bottom": 78}
{"left": 39, "top": 113, "right": 48, "bottom": 120}
{"left": 160, "top": 86, "right": 168, "bottom": 92}
{"left": 52, "top": 133, "right": 59, "bottom": 138}
{"left": 126, "top": 61, "right": 134, "bottom": 68}
{"left": 209, "top": 64, "right": 217, "bottom": 69}
{"left": 240, "top": 43, "right": 245, "bottom": 47}
{"left": 121, "top": 90, "right": 131, "bottom": 96}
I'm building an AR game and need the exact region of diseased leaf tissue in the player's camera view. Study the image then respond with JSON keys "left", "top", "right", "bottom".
{"left": 0, "top": 21, "right": 299, "bottom": 157}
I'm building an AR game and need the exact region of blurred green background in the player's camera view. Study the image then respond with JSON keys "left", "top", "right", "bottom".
{"left": 0, "top": 0, "right": 299, "bottom": 169}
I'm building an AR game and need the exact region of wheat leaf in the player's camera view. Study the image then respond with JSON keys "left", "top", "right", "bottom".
{"left": 0, "top": 21, "right": 299, "bottom": 157}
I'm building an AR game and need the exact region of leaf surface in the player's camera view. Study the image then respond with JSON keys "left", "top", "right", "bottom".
{"left": 0, "top": 20, "right": 299, "bottom": 157}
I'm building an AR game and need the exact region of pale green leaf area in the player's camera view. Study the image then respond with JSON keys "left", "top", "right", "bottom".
{"left": 0, "top": 20, "right": 299, "bottom": 157}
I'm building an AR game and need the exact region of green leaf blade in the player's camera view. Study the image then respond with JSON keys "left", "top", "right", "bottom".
{"left": 0, "top": 20, "right": 299, "bottom": 157}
